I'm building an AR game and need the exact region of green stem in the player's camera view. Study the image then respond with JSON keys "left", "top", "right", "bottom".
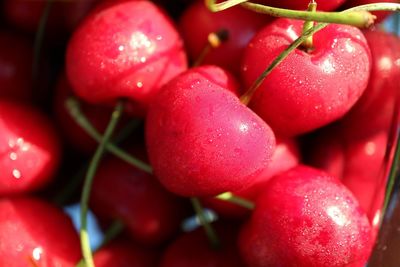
{"left": 215, "top": 192, "right": 255, "bottom": 210}
{"left": 301, "top": 1, "right": 317, "bottom": 49}
{"left": 33, "top": 0, "right": 53, "bottom": 82}
{"left": 240, "top": 22, "right": 328, "bottom": 105}
{"left": 80, "top": 101, "right": 124, "bottom": 267}
{"left": 76, "top": 220, "right": 124, "bottom": 267}
{"left": 190, "top": 197, "right": 220, "bottom": 248}
{"left": 206, "top": 0, "right": 376, "bottom": 28}
{"left": 65, "top": 97, "right": 152, "bottom": 174}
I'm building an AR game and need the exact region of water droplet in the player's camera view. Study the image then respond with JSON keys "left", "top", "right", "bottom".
{"left": 32, "top": 247, "right": 43, "bottom": 261}
{"left": 118, "top": 45, "right": 125, "bottom": 52}
{"left": 156, "top": 35, "right": 163, "bottom": 41}
{"left": 12, "top": 169, "right": 21, "bottom": 179}
{"left": 136, "top": 81, "right": 143, "bottom": 88}
{"left": 9, "top": 152, "right": 17, "bottom": 161}
{"left": 140, "top": 56, "right": 147, "bottom": 63}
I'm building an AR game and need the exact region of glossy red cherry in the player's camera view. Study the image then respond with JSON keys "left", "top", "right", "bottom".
{"left": 334, "top": 29, "right": 400, "bottom": 139}
{"left": 90, "top": 147, "right": 187, "bottom": 245}
{"left": 0, "top": 31, "right": 33, "bottom": 101}
{"left": 202, "top": 137, "right": 300, "bottom": 217}
{"left": 160, "top": 223, "right": 245, "bottom": 267}
{"left": 239, "top": 165, "right": 373, "bottom": 267}
{"left": 179, "top": 1, "right": 272, "bottom": 75}
{"left": 0, "top": 197, "right": 81, "bottom": 267}
{"left": 93, "top": 239, "right": 157, "bottom": 267}
{"left": 241, "top": 18, "right": 371, "bottom": 136}
{"left": 146, "top": 65, "right": 276, "bottom": 197}
{"left": 0, "top": 100, "right": 61, "bottom": 195}
{"left": 254, "top": 0, "right": 346, "bottom": 11}
{"left": 66, "top": 0, "right": 187, "bottom": 116}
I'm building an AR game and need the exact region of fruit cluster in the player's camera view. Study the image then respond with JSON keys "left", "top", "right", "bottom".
{"left": 0, "top": 0, "right": 399, "bottom": 266}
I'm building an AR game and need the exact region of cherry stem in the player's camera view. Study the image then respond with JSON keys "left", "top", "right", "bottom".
{"left": 65, "top": 97, "right": 153, "bottom": 174}
{"left": 33, "top": 0, "right": 53, "bottom": 82}
{"left": 240, "top": 3, "right": 400, "bottom": 105}
{"left": 76, "top": 220, "right": 124, "bottom": 267}
{"left": 205, "top": 0, "right": 376, "bottom": 28}
{"left": 193, "top": 29, "right": 229, "bottom": 67}
{"left": 80, "top": 101, "right": 124, "bottom": 267}
{"left": 301, "top": 1, "right": 317, "bottom": 49}
{"left": 215, "top": 192, "right": 255, "bottom": 209}
{"left": 190, "top": 197, "right": 220, "bottom": 248}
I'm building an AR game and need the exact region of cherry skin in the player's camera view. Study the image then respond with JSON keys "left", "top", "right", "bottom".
{"left": 334, "top": 29, "right": 400, "bottom": 139}
{"left": 93, "top": 239, "right": 158, "bottom": 267}
{"left": 66, "top": 0, "right": 187, "bottom": 116}
{"left": 160, "top": 223, "right": 245, "bottom": 267}
{"left": 0, "top": 31, "right": 33, "bottom": 101}
{"left": 202, "top": 137, "right": 300, "bottom": 218}
{"left": 0, "top": 100, "right": 61, "bottom": 195}
{"left": 253, "top": 0, "right": 346, "bottom": 11}
{"left": 146, "top": 65, "right": 276, "bottom": 197}
{"left": 241, "top": 18, "right": 371, "bottom": 136}
{"left": 0, "top": 197, "right": 81, "bottom": 267}
{"left": 179, "top": 1, "right": 272, "bottom": 75}
{"left": 90, "top": 146, "right": 187, "bottom": 245}
{"left": 239, "top": 165, "right": 373, "bottom": 267}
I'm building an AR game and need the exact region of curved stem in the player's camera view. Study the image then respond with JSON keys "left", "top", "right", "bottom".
{"left": 65, "top": 97, "right": 152, "bottom": 174}
{"left": 206, "top": 0, "right": 377, "bottom": 28}
{"left": 215, "top": 192, "right": 255, "bottom": 210}
{"left": 80, "top": 101, "right": 124, "bottom": 267}
{"left": 240, "top": 22, "right": 328, "bottom": 105}
{"left": 33, "top": 0, "right": 53, "bottom": 82}
{"left": 193, "top": 29, "right": 229, "bottom": 67}
{"left": 190, "top": 197, "right": 220, "bottom": 249}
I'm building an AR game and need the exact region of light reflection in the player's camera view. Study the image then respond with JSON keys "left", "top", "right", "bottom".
{"left": 378, "top": 56, "right": 393, "bottom": 71}
{"left": 286, "top": 25, "right": 299, "bottom": 41}
{"left": 32, "top": 247, "right": 43, "bottom": 261}
{"left": 364, "top": 141, "right": 377, "bottom": 156}
{"left": 320, "top": 58, "right": 335, "bottom": 74}
{"left": 327, "top": 206, "right": 349, "bottom": 226}
{"left": 239, "top": 123, "right": 249, "bottom": 133}
{"left": 12, "top": 169, "right": 21, "bottom": 179}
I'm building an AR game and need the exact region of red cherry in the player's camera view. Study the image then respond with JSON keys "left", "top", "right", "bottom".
{"left": 202, "top": 137, "right": 300, "bottom": 217}
{"left": 0, "top": 100, "right": 61, "bottom": 195}
{"left": 241, "top": 18, "right": 371, "bottom": 136}
{"left": 239, "top": 165, "right": 373, "bottom": 267}
{"left": 66, "top": 0, "right": 187, "bottom": 116}
{"left": 0, "top": 197, "right": 81, "bottom": 267}
{"left": 93, "top": 239, "right": 158, "bottom": 267}
{"left": 146, "top": 65, "right": 276, "bottom": 197}
{"left": 90, "top": 147, "right": 187, "bottom": 245}
{"left": 253, "top": 0, "right": 346, "bottom": 11}
{"left": 160, "top": 223, "right": 245, "bottom": 267}
{"left": 0, "top": 31, "right": 33, "bottom": 101}
{"left": 179, "top": 1, "right": 272, "bottom": 75}
{"left": 334, "top": 29, "right": 400, "bottom": 139}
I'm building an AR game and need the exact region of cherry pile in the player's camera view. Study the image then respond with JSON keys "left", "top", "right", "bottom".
{"left": 0, "top": 0, "right": 399, "bottom": 266}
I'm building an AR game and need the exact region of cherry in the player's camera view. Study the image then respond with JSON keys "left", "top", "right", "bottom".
{"left": 66, "top": 0, "right": 187, "bottom": 116}
{"left": 146, "top": 65, "right": 276, "bottom": 197}
{"left": 241, "top": 18, "right": 371, "bottom": 136}
{"left": 179, "top": 1, "right": 272, "bottom": 75}
{"left": 93, "top": 239, "right": 158, "bottom": 267}
{"left": 90, "top": 146, "right": 188, "bottom": 245}
{"left": 0, "top": 31, "right": 33, "bottom": 101}
{"left": 239, "top": 165, "right": 373, "bottom": 267}
{"left": 202, "top": 137, "right": 300, "bottom": 217}
{"left": 334, "top": 29, "right": 400, "bottom": 139}
{"left": 0, "top": 197, "right": 81, "bottom": 267}
{"left": 253, "top": 0, "right": 346, "bottom": 11}
{"left": 0, "top": 100, "right": 61, "bottom": 195}
{"left": 160, "top": 223, "right": 245, "bottom": 267}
